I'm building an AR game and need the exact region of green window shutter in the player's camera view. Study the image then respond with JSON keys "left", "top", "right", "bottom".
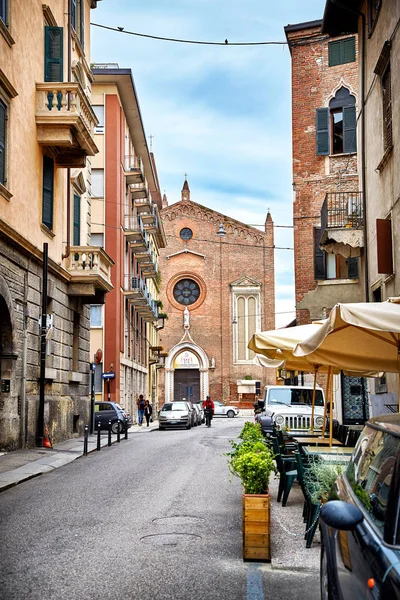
{"left": 0, "top": 0, "right": 7, "bottom": 25}
{"left": 316, "top": 108, "right": 330, "bottom": 156}
{"left": 343, "top": 37, "right": 356, "bottom": 64}
{"left": 44, "top": 27, "right": 63, "bottom": 82}
{"left": 42, "top": 156, "right": 54, "bottom": 230}
{"left": 79, "top": 0, "right": 84, "bottom": 46}
{"left": 343, "top": 105, "right": 357, "bottom": 153}
{"left": 328, "top": 41, "right": 341, "bottom": 67}
{"left": 314, "top": 228, "right": 326, "bottom": 280}
{"left": 73, "top": 194, "right": 81, "bottom": 246}
{"left": 0, "top": 99, "right": 6, "bottom": 186}
{"left": 347, "top": 257, "right": 358, "bottom": 279}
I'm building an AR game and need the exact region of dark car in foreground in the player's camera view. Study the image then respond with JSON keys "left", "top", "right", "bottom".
{"left": 319, "top": 413, "right": 400, "bottom": 600}
{"left": 94, "top": 401, "right": 133, "bottom": 433}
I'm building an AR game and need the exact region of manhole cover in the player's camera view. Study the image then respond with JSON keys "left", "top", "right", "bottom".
{"left": 152, "top": 515, "right": 205, "bottom": 526}
{"left": 140, "top": 533, "right": 201, "bottom": 547}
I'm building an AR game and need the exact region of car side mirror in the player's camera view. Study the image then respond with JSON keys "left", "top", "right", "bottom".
{"left": 320, "top": 501, "right": 364, "bottom": 531}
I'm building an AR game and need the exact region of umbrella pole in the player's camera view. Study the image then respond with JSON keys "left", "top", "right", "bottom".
{"left": 310, "top": 366, "right": 318, "bottom": 433}
{"left": 322, "top": 366, "right": 332, "bottom": 439}
{"left": 329, "top": 370, "right": 334, "bottom": 447}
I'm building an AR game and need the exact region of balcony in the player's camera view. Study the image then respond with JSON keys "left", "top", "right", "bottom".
{"left": 123, "top": 276, "right": 158, "bottom": 320}
{"left": 137, "top": 248, "right": 159, "bottom": 279}
{"left": 130, "top": 179, "right": 149, "bottom": 201}
{"left": 123, "top": 214, "right": 148, "bottom": 248}
{"left": 124, "top": 155, "right": 145, "bottom": 185}
{"left": 65, "top": 247, "right": 114, "bottom": 302}
{"left": 36, "top": 82, "right": 98, "bottom": 168}
{"left": 140, "top": 206, "right": 158, "bottom": 232}
{"left": 320, "top": 192, "right": 364, "bottom": 257}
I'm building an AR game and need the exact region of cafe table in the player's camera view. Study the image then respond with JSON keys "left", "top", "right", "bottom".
{"left": 292, "top": 436, "right": 343, "bottom": 446}
{"left": 303, "top": 445, "right": 354, "bottom": 463}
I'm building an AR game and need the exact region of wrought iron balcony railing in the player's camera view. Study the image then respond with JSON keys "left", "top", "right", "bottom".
{"left": 321, "top": 192, "right": 363, "bottom": 235}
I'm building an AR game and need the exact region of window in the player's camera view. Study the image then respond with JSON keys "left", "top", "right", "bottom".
{"left": 91, "top": 169, "right": 104, "bottom": 197}
{"left": 232, "top": 284, "right": 261, "bottom": 363}
{"left": 71, "top": 0, "right": 84, "bottom": 46}
{"left": 316, "top": 87, "right": 357, "bottom": 155}
{"left": 42, "top": 155, "right": 54, "bottom": 230}
{"left": 93, "top": 105, "right": 104, "bottom": 134}
{"left": 90, "top": 305, "right": 103, "bottom": 327}
{"left": 94, "top": 363, "right": 103, "bottom": 393}
{"left": 73, "top": 194, "right": 80, "bottom": 246}
{"left": 91, "top": 233, "right": 104, "bottom": 247}
{"left": 44, "top": 27, "right": 63, "bottom": 82}
{"left": 72, "top": 311, "right": 80, "bottom": 372}
{"left": 368, "top": 0, "right": 381, "bottom": 36}
{"left": 0, "top": 0, "right": 7, "bottom": 25}
{"left": 180, "top": 227, "right": 193, "bottom": 241}
{"left": 0, "top": 98, "right": 6, "bottom": 186}
{"left": 173, "top": 279, "right": 200, "bottom": 306}
{"left": 314, "top": 227, "right": 358, "bottom": 280}
{"left": 328, "top": 37, "right": 356, "bottom": 67}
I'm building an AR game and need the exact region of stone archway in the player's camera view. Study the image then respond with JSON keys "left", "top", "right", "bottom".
{"left": 165, "top": 341, "right": 210, "bottom": 403}
{"left": 0, "top": 274, "right": 18, "bottom": 449}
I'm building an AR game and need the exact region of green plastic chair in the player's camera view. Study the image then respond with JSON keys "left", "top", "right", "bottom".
{"left": 272, "top": 436, "right": 298, "bottom": 507}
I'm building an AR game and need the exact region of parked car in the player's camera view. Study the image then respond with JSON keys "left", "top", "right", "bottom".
{"left": 94, "top": 401, "right": 132, "bottom": 434}
{"left": 319, "top": 413, "right": 400, "bottom": 600}
{"left": 212, "top": 400, "right": 239, "bottom": 418}
{"left": 158, "top": 401, "right": 192, "bottom": 430}
{"left": 186, "top": 401, "right": 197, "bottom": 427}
{"left": 192, "top": 403, "right": 203, "bottom": 425}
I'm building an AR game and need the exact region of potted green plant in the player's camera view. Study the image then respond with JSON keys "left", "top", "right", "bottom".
{"left": 227, "top": 422, "right": 275, "bottom": 561}
{"left": 303, "top": 458, "right": 344, "bottom": 504}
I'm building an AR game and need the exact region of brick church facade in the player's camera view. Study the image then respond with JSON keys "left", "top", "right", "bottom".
{"left": 157, "top": 181, "right": 276, "bottom": 406}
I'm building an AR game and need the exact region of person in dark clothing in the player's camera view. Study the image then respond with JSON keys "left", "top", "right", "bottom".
{"left": 144, "top": 400, "right": 153, "bottom": 427}
{"left": 202, "top": 395, "right": 214, "bottom": 427}
{"left": 137, "top": 394, "right": 145, "bottom": 426}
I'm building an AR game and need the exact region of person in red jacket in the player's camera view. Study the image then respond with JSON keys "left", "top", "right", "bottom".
{"left": 202, "top": 395, "right": 214, "bottom": 427}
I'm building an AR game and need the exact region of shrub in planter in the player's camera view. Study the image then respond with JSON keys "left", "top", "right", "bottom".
{"left": 303, "top": 458, "right": 344, "bottom": 503}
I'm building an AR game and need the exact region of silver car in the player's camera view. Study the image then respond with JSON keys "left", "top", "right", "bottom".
{"left": 192, "top": 403, "right": 204, "bottom": 425}
{"left": 158, "top": 401, "right": 192, "bottom": 430}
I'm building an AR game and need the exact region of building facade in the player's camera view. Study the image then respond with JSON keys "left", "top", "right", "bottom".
{"left": 0, "top": 1, "right": 111, "bottom": 449}
{"left": 322, "top": 0, "right": 400, "bottom": 415}
{"left": 90, "top": 67, "right": 166, "bottom": 422}
{"left": 285, "top": 20, "right": 363, "bottom": 327}
{"left": 158, "top": 182, "right": 276, "bottom": 407}
{"left": 285, "top": 20, "right": 372, "bottom": 425}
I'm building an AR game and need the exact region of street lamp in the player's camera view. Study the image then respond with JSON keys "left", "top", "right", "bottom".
{"left": 217, "top": 223, "right": 227, "bottom": 238}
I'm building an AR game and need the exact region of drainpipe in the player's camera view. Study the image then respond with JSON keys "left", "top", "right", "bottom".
{"left": 331, "top": 1, "right": 368, "bottom": 300}
{"left": 62, "top": 0, "right": 72, "bottom": 260}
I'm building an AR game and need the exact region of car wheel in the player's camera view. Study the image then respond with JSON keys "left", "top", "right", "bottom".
{"left": 227, "top": 410, "right": 235, "bottom": 418}
{"left": 111, "top": 421, "right": 123, "bottom": 434}
{"left": 320, "top": 545, "right": 333, "bottom": 600}
{"left": 186, "top": 422, "right": 191, "bottom": 430}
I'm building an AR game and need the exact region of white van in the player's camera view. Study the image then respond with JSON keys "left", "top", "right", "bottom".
{"left": 260, "top": 385, "right": 325, "bottom": 432}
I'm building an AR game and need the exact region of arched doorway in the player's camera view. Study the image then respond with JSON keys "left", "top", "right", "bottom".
{"left": 0, "top": 276, "right": 18, "bottom": 449}
{"left": 165, "top": 341, "right": 210, "bottom": 403}
{"left": 174, "top": 351, "right": 200, "bottom": 402}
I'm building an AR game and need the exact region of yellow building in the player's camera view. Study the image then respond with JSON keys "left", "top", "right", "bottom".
{"left": 0, "top": 1, "right": 113, "bottom": 448}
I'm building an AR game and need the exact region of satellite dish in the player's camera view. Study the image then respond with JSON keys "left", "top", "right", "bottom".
{"left": 95, "top": 348, "right": 103, "bottom": 364}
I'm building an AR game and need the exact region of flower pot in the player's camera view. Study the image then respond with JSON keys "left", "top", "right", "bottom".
{"left": 242, "top": 492, "right": 271, "bottom": 561}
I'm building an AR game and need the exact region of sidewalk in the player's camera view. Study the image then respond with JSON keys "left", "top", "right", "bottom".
{"left": 0, "top": 421, "right": 158, "bottom": 493}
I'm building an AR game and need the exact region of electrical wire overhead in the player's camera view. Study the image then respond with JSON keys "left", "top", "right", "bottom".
{"left": 90, "top": 22, "right": 287, "bottom": 47}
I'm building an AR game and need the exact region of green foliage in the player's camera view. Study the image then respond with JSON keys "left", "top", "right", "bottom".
{"left": 243, "top": 375, "right": 253, "bottom": 380}
{"left": 226, "top": 422, "right": 275, "bottom": 494}
{"left": 303, "top": 457, "right": 344, "bottom": 503}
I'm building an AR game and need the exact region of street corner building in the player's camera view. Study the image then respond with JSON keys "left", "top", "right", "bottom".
{"left": 157, "top": 180, "right": 276, "bottom": 407}
{"left": 0, "top": 1, "right": 110, "bottom": 450}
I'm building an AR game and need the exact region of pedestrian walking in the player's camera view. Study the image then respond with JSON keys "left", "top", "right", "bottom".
{"left": 202, "top": 395, "right": 214, "bottom": 427}
{"left": 137, "top": 394, "right": 145, "bottom": 426}
{"left": 144, "top": 400, "right": 153, "bottom": 427}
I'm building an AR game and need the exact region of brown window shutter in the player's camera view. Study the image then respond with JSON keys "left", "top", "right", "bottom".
{"left": 376, "top": 219, "right": 393, "bottom": 274}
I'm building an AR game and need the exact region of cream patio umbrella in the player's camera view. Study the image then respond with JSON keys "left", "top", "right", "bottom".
{"left": 294, "top": 301, "right": 400, "bottom": 421}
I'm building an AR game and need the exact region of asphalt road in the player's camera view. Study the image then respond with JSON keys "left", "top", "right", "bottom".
{"left": 0, "top": 418, "right": 320, "bottom": 600}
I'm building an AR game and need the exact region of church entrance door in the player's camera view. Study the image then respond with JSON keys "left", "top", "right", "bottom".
{"left": 174, "top": 369, "right": 200, "bottom": 403}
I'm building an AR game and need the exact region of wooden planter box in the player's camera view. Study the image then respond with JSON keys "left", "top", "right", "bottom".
{"left": 242, "top": 493, "right": 271, "bottom": 561}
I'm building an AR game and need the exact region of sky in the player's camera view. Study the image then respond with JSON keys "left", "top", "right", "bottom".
{"left": 90, "top": 0, "right": 326, "bottom": 328}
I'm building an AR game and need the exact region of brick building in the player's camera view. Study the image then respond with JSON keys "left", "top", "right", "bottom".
{"left": 158, "top": 181, "right": 276, "bottom": 407}
{"left": 285, "top": 20, "right": 363, "bottom": 326}
{"left": 284, "top": 20, "right": 370, "bottom": 425}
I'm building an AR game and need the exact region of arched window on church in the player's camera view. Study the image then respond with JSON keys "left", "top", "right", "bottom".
{"left": 234, "top": 294, "right": 259, "bottom": 363}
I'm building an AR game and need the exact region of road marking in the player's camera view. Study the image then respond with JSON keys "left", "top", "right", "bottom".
{"left": 247, "top": 564, "right": 264, "bottom": 600}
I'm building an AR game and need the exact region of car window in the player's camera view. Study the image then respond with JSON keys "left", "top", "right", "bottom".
{"left": 214, "top": 401, "right": 222, "bottom": 406}
{"left": 161, "top": 404, "right": 173, "bottom": 411}
{"left": 95, "top": 403, "right": 113, "bottom": 412}
{"left": 268, "top": 388, "right": 324, "bottom": 407}
{"left": 346, "top": 426, "right": 400, "bottom": 533}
